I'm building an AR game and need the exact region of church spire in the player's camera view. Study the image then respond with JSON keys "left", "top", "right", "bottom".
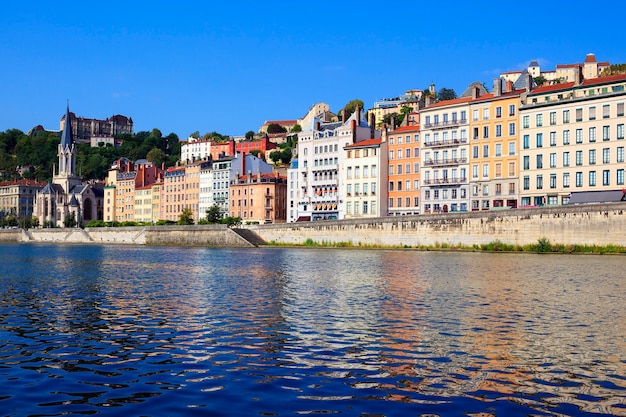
{"left": 61, "top": 102, "right": 73, "bottom": 148}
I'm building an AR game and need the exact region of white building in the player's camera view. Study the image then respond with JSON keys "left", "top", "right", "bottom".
{"left": 294, "top": 107, "right": 378, "bottom": 221}
{"left": 343, "top": 138, "right": 388, "bottom": 218}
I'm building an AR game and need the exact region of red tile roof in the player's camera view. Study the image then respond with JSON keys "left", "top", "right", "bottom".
{"left": 528, "top": 73, "right": 626, "bottom": 95}
{"left": 390, "top": 125, "right": 420, "bottom": 134}
{"left": 344, "top": 138, "right": 382, "bottom": 149}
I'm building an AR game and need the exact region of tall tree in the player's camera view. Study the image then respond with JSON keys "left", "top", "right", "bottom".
{"left": 437, "top": 88, "right": 457, "bottom": 101}
{"left": 338, "top": 99, "right": 364, "bottom": 120}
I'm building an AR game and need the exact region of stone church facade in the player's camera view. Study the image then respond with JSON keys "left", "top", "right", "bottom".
{"left": 33, "top": 105, "right": 104, "bottom": 227}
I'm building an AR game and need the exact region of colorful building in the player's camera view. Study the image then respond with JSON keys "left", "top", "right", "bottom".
{"left": 468, "top": 79, "right": 524, "bottom": 210}
{"left": 386, "top": 124, "right": 421, "bottom": 215}
{"left": 230, "top": 172, "right": 287, "bottom": 223}
{"left": 519, "top": 71, "right": 626, "bottom": 206}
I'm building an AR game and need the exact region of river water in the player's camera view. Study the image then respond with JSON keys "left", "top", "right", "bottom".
{"left": 0, "top": 243, "right": 624, "bottom": 416}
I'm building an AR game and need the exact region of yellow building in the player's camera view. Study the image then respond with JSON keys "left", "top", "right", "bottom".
{"left": 469, "top": 79, "right": 523, "bottom": 210}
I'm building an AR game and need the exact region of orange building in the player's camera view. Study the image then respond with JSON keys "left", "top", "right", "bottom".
{"left": 387, "top": 123, "right": 421, "bottom": 215}
{"left": 230, "top": 172, "right": 287, "bottom": 223}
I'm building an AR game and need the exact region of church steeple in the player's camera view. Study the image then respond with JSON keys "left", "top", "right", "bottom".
{"left": 61, "top": 102, "right": 73, "bottom": 149}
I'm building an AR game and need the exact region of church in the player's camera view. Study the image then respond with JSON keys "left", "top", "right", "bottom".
{"left": 33, "top": 105, "right": 104, "bottom": 227}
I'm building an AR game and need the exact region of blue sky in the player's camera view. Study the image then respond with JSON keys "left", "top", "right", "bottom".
{"left": 1, "top": 2, "right": 624, "bottom": 139}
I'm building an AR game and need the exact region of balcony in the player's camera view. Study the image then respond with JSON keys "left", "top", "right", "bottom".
{"left": 423, "top": 157, "right": 467, "bottom": 167}
{"left": 422, "top": 138, "right": 468, "bottom": 148}
{"left": 423, "top": 119, "right": 468, "bottom": 130}
{"left": 423, "top": 177, "right": 467, "bottom": 186}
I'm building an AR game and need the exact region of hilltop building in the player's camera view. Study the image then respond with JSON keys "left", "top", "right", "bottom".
{"left": 60, "top": 111, "right": 133, "bottom": 144}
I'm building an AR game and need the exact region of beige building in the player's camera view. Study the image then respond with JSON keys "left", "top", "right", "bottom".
{"left": 0, "top": 180, "right": 45, "bottom": 224}
{"left": 343, "top": 137, "right": 388, "bottom": 218}
{"left": 519, "top": 71, "right": 626, "bottom": 206}
{"left": 419, "top": 96, "right": 472, "bottom": 213}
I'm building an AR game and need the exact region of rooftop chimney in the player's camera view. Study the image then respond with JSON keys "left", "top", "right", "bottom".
{"left": 472, "top": 86, "right": 480, "bottom": 100}
{"left": 574, "top": 65, "right": 583, "bottom": 86}
{"left": 493, "top": 78, "right": 502, "bottom": 97}
{"left": 369, "top": 112, "right": 375, "bottom": 138}
{"left": 506, "top": 80, "right": 514, "bottom": 92}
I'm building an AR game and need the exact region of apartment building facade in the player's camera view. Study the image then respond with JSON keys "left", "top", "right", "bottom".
{"left": 420, "top": 97, "right": 471, "bottom": 213}
{"left": 0, "top": 180, "right": 45, "bottom": 222}
{"left": 343, "top": 138, "right": 388, "bottom": 218}
{"left": 386, "top": 125, "right": 421, "bottom": 215}
{"left": 468, "top": 80, "right": 523, "bottom": 210}
{"left": 230, "top": 173, "right": 287, "bottom": 223}
{"left": 519, "top": 73, "right": 626, "bottom": 206}
{"left": 295, "top": 108, "right": 377, "bottom": 221}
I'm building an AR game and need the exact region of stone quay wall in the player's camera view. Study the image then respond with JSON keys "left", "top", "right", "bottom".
{"left": 248, "top": 203, "right": 626, "bottom": 248}
{"left": 0, "top": 203, "right": 624, "bottom": 248}
{"left": 0, "top": 225, "right": 253, "bottom": 247}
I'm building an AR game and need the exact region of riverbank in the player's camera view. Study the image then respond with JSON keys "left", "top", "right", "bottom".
{"left": 1, "top": 202, "right": 625, "bottom": 250}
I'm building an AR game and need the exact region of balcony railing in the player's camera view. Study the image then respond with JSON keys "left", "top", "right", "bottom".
{"left": 422, "top": 138, "right": 468, "bottom": 148}
{"left": 423, "top": 157, "right": 467, "bottom": 167}
{"left": 423, "top": 119, "right": 468, "bottom": 129}
{"left": 423, "top": 177, "right": 467, "bottom": 185}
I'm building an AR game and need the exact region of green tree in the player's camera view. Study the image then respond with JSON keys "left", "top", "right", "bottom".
{"left": 178, "top": 207, "right": 195, "bottom": 225}
{"left": 267, "top": 124, "right": 287, "bottom": 134}
{"left": 245, "top": 130, "right": 255, "bottom": 140}
{"left": 534, "top": 75, "right": 547, "bottom": 86}
{"left": 437, "top": 88, "right": 457, "bottom": 101}
{"left": 280, "top": 147, "right": 292, "bottom": 164}
{"left": 146, "top": 147, "right": 166, "bottom": 167}
{"left": 291, "top": 124, "right": 302, "bottom": 133}
{"left": 63, "top": 212, "right": 77, "bottom": 228}
{"left": 205, "top": 205, "right": 222, "bottom": 223}
{"left": 338, "top": 99, "right": 364, "bottom": 120}
{"left": 600, "top": 63, "right": 626, "bottom": 76}
{"left": 270, "top": 150, "right": 282, "bottom": 164}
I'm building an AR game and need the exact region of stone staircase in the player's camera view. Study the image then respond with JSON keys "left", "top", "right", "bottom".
{"left": 231, "top": 228, "right": 266, "bottom": 247}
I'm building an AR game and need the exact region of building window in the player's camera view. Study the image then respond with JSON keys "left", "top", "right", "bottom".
{"left": 576, "top": 108, "right": 583, "bottom": 122}
{"left": 536, "top": 133, "right": 543, "bottom": 148}
{"left": 603, "top": 170, "right": 610, "bottom": 186}
{"left": 589, "top": 149, "right": 596, "bottom": 165}
{"left": 482, "top": 164, "right": 489, "bottom": 178}
{"left": 536, "top": 113, "right": 543, "bottom": 127}
{"left": 536, "top": 175, "right": 543, "bottom": 190}
{"left": 603, "top": 104, "right": 610, "bottom": 119}
{"left": 495, "top": 124, "right": 502, "bottom": 137}
{"left": 589, "top": 171, "right": 597, "bottom": 186}
{"left": 563, "top": 109, "right": 570, "bottom": 123}
{"left": 576, "top": 129, "right": 583, "bottom": 144}
{"left": 549, "top": 111, "right": 557, "bottom": 125}
{"left": 495, "top": 143, "right": 502, "bottom": 157}
{"left": 603, "top": 148, "right": 610, "bottom": 164}
{"left": 483, "top": 108, "right": 489, "bottom": 120}
{"left": 618, "top": 169, "right": 625, "bottom": 185}
{"left": 509, "top": 123, "right": 515, "bottom": 136}
{"left": 523, "top": 156, "right": 530, "bottom": 170}
{"left": 576, "top": 150, "right": 583, "bottom": 166}
{"left": 603, "top": 126, "right": 610, "bottom": 141}
{"left": 618, "top": 147, "right": 624, "bottom": 163}
{"left": 563, "top": 173, "right": 570, "bottom": 188}
{"left": 483, "top": 145, "right": 489, "bottom": 158}
{"left": 523, "top": 135, "right": 530, "bottom": 149}
{"left": 589, "top": 106, "right": 596, "bottom": 121}
{"left": 589, "top": 127, "right": 597, "bottom": 143}
{"left": 563, "top": 152, "right": 570, "bottom": 167}
{"left": 618, "top": 124, "right": 624, "bottom": 140}
{"left": 508, "top": 142, "right": 515, "bottom": 156}
{"left": 563, "top": 130, "right": 570, "bottom": 145}
{"left": 550, "top": 153, "right": 557, "bottom": 168}
{"left": 495, "top": 106, "right": 502, "bottom": 118}
{"left": 536, "top": 154, "right": 543, "bottom": 169}
{"left": 550, "top": 173, "right": 557, "bottom": 188}
{"left": 523, "top": 115, "right": 529, "bottom": 129}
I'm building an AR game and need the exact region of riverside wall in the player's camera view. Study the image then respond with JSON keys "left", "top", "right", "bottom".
{"left": 0, "top": 202, "right": 625, "bottom": 247}
{"left": 248, "top": 202, "right": 626, "bottom": 247}
{"left": 0, "top": 225, "right": 253, "bottom": 247}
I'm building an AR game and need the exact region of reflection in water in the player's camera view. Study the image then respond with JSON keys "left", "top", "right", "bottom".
{"left": 0, "top": 243, "right": 624, "bottom": 416}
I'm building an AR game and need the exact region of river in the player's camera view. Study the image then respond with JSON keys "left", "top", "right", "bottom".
{"left": 0, "top": 243, "right": 624, "bottom": 416}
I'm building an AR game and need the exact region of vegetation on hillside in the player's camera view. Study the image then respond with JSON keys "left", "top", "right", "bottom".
{"left": 0, "top": 128, "right": 181, "bottom": 182}
{"left": 600, "top": 64, "right": 626, "bottom": 76}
